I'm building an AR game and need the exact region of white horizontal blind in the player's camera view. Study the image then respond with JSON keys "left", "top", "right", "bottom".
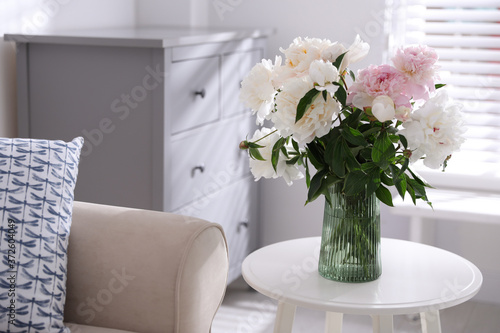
{"left": 388, "top": 0, "right": 500, "bottom": 191}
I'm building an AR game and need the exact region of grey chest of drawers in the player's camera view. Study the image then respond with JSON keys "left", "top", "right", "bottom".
{"left": 5, "top": 27, "right": 270, "bottom": 283}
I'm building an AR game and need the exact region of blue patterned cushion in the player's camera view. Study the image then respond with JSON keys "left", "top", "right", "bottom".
{"left": 0, "top": 137, "right": 83, "bottom": 333}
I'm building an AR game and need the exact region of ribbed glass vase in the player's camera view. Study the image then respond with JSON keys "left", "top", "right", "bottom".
{"left": 318, "top": 183, "right": 381, "bottom": 282}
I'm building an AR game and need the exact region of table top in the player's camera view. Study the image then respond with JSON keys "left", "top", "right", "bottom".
{"left": 242, "top": 237, "right": 482, "bottom": 315}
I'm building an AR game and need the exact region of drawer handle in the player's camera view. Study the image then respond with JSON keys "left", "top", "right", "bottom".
{"left": 191, "top": 165, "right": 205, "bottom": 177}
{"left": 194, "top": 89, "right": 206, "bottom": 99}
{"left": 237, "top": 221, "right": 249, "bottom": 232}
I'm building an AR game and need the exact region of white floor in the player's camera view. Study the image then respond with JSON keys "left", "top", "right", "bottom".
{"left": 213, "top": 284, "right": 500, "bottom": 333}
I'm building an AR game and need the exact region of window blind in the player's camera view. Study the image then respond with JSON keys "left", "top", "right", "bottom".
{"left": 388, "top": 0, "right": 500, "bottom": 192}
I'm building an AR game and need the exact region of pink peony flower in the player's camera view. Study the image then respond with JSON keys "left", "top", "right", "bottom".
{"left": 392, "top": 45, "right": 439, "bottom": 100}
{"left": 347, "top": 64, "right": 410, "bottom": 109}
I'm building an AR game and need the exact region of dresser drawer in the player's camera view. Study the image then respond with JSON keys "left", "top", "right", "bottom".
{"left": 172, "top": 177, "right": 258, "bottom": 284}
{"left": 170, "top": 56, "right": 220, "bottom": 134}
{"left": 169, "top": 117, "right": 253, "bottom": 210}
{"left": 221, "top": 49, "right": 262, "bottom": 118}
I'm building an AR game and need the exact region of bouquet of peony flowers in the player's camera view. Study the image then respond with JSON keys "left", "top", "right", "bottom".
{"left": 239, "top": 36, "right": 466, "bottom": 207}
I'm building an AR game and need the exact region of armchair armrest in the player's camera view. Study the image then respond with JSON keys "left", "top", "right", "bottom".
{"left": 63, "top": 201, "right": 228, "bottom": 333}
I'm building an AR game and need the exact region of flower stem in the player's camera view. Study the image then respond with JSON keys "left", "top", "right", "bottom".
{"left": 340, "top": 73, "right": 349, "bottom": 90}
{"left": 253, "top": 129, "right": 278, "bottom": 144}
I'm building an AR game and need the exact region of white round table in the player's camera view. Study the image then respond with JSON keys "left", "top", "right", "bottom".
{"left": 242, "top": 237, "right": 482, "bottom": 333}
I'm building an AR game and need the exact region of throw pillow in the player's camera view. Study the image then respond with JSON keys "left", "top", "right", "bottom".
{"left": 0, "top": 137, "right": 83, "bottom": 333}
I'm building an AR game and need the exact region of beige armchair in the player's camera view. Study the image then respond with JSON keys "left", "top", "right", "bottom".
{"left": 63, "top": 201, "right": 229, "bottom": 333}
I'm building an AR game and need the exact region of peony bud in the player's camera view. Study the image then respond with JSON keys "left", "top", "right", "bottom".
{"left": 239, "top": 141, "right": 249, "bottom": 150}
{"left": 371, "top": 95, "right": 396, "bottom": 122}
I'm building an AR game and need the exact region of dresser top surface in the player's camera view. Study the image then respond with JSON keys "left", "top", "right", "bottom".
{"left": 3, "top": 26, "right": 273, "bottom": 48}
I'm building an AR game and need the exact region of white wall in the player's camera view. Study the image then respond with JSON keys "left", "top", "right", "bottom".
{"left": 207, "top": 0, "right": 387, "bottom": 61}
{"left": 136, "top": 0, "right": 191, "bottom": 27}
{"left": 136, "top": 0, "right": 209, "bottom": 27}
{"left": 0, "top": 0, "right": 136, "bottom": 137}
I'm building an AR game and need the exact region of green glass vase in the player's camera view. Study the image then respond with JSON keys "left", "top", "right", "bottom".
{"left": 318, "top": 183, "right": 381, "bottom": 282}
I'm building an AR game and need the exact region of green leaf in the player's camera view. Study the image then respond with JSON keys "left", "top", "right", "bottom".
{"left": 405, "top": 173, "right": 432, "bottom": 207}
{"left": 406, "top": 178, "right": 417, "bottom": 205}
{"left": 249, "top": 148, "right": 265, "bottom": 161}
{"left": 350, "top": 146, "right": 364, "bottom": 158}
{"left": 349, "top": 69, "right": 356, "bottom": 81}
{"left": 395, "top": 177, "right": 407, "bottom": 200}
{"left": 408, "top": 178, "right": 427, "bottom": 199}
{"left": 331, "top": 137, "right": 346, "bottom": 178}
{"left": 398, "top": 134, "right": 408, "bottom": 149}
{"left": 359, "top": 148, "right": 372, "bottom": 161}
{"left": 333, "top": 52, "right": 348, "bottom": 71}
{"left": 381, "top": 172, "right": 394, "bottom": 186}
{"left": 307, "top": 169, "right": 328, "bottom": 203}
{"left": 306, "top": 141, "right": 325, "bottom": 170}
{"left": 344, "top": 170, "right": 369, "bottom": 196}
{"left": 334, "top": 84, "right": 347, "bottom": 106}
{"left": 400, "top": 157, "right": 410, "bottom": 175}
{"left": 362, "top": 126, "right": 383, "bottom": 139}
{"left": 362, "top": 162, "right": 382, "bottom": 197}
{"left": 389, "top": 134, "right": 400, "bottom": 144}
{"left": 291, "top": 138, "right": 300, "bottom": 153}
{"left": 376, "top": 184, "right": 394, "bottom": 207}
{"left": 324, "top": 175, "right": 342, "bottom": 204}
{"left": 341, "top": 126, "right": 369, "bottom": 147}
{"left": 344, "top": 141, "right": 361, "bottom": 172}
{"left": 322, "top": 90, "right": 328, "bottom": 102}
{"left": 271, "top": 137, "right": 286, "bottom": 172}
{"left": 304, "top": 159, "right": 311, "bottom": 188}
{"left": 372, "top": 131, "right": 396, "bottom": 170}
{"left": 435, "top": 83, "right": 446, "bottom": 90}
{"left": 390, "top": 165, "right": 407, "bottom": 199}
{"left": 246, "top": 142, "right": 265, "bottom": 149}
{"left": 408, "top": 168, "right": 432, "bottom": 188}
{"left": 296, "top": 88, "right": 320, "bottom": 123}
{"left": 389, "top": 164, "right": 401, "bottom": 178}
{"left": 366, "top": 171, "right": 381, "bottom": 197}
{"left": 345, "top": 108, "right": 364, "bottom": 128}
{"left": 281, "top": 146, "right": 289, "bottom": 158}
{"left": 286, "top": 155, "right": 301, "bottom": 165}
{"left": 361, "top": 162, "right": 378, "bottom": 172}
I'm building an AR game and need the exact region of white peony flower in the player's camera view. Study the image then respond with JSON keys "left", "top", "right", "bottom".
{"left": 273, "top": 61, "right": 296, "bottom": 88}
{"left": 239, "top": 58, "right": 279, "bottom": 124}
{"left": 248, "top": 127, "right": 304, "bottom": 185}
{"left": 323, "top": 35, "right": 370, "bottom": 74}
{"left": 398, "top": 90, "right": 466, "bottom": 169}
{"left": 280, "top": 37, "right": 329, "bottom": 76}
{"left": 343, "top": 35, "right": 370, "bottom": 71}
{"left": 371, "top": 95, "right": 396, "bottom": 122}
{"left": 321, "top": 42, "right": 347, "bottom": 63}
{"left": 272, "top": 77, "right": 341, "bottom": 144}
{"left": 309, "top": 60, "right": 340, "bottom": 96}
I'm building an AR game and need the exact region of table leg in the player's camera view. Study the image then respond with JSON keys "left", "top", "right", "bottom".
{"left": 421, "top": 310, "right": 442, "bottom": 333}
{"left": 324, "top": 312, "right": 343, "bottom": 333}
{"left": 273, "top": 301, "right": 296, "bottom": 333}
{"left": 371, "top": 315, "right": 394, "bottom": 333}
